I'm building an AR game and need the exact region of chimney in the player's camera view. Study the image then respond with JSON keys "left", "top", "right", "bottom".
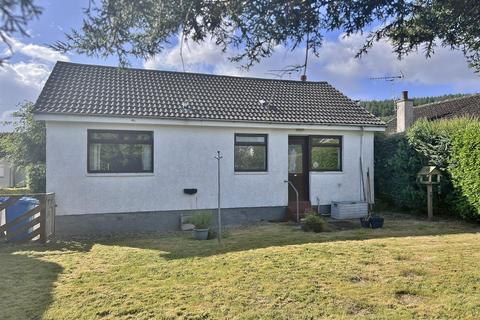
{"left": 300, "top": 74, "right": 307, "bottom": 82}
{"left": 396, "top": 90, "right": 413, "bottom": 133}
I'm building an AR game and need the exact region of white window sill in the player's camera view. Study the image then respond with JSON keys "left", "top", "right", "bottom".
{"left": 85, "top": 173, "right": 155, "bottom": 177}
{"left": 310, "top": 171, "right": 344, "bottom": 175}
{"left": 234, "top": 171, "right": 269, "bottom": 175}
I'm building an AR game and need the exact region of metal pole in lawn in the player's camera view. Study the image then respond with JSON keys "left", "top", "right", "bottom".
{"left": 215, "top": 151, "right": 223, "bottom": 244}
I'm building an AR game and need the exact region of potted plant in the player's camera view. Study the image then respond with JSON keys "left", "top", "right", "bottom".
{"left": 360, "top": 215, "right": 371, "bottom": 228}
{"left": 369, "top": 214, "right": 384, "bottom": 229}
{"left": 187, "top": 211, "right": 213, "bottom": 240}
{"left": 360, "top": 208, "right": 384, "bottom": 229}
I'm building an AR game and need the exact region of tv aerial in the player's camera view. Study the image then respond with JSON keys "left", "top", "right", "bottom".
{"left": 369, "top": 71, "right": 405, "bottom": 104}
{"left": 369, "top": 71, "right": 404, "bottom": 82}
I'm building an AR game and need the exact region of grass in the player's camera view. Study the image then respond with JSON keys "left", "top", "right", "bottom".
{"left": 0, "top": 187, "right": 30, "bottom": 195}
{"left": 1, "top": 212, "right": 480, "bottom": 319}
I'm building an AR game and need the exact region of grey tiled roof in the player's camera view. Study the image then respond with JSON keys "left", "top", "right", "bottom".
{"left": 34, "top": 62, "right": 384, "bottom": 126}
{"left": 386, "top": 94, "right": 480, "bottom": 132}
{"left": 413, "top": 94, "right": 480, "bottom": 120}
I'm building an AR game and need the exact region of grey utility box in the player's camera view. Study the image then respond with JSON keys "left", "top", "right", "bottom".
{"left": 331, "top": 201, "right": 368, "bottom": 219}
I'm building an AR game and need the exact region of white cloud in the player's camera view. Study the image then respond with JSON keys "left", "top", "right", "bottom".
{"left": 144, "top": 35, "right": 238, "bottom": 75}
{"left": 0, "top": 36, "right": 66, "bottom": 131}
{"left": 4, "top": 35, "right": 69, "bottom": 63}
{"left": 0, "top": 61, "right": 52, "bottom": 131}
{"left": 144, "top": 33, "right": 480, "bottom": 98}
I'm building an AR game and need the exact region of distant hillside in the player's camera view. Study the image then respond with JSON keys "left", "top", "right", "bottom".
{"left": 360, "top": 93, "right": 471, "bottom": 120}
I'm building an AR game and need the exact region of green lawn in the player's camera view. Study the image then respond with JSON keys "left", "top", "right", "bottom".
{"left": 0, "top": 187, "right": 30, "bottom": 195}
{"left": 1, "top": 213, "right": 480, "bottom": 319}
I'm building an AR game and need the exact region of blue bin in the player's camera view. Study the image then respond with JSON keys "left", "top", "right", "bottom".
{"left": 2, "top": 197, "right": 39, "bottom": 240}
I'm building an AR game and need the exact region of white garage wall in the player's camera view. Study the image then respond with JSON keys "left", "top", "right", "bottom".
{"left": 46, "top": 120, "right": 375, "bottom": 216}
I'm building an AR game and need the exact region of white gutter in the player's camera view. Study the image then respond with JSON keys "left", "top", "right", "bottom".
{"left": 34, "top": 113, "right": 386, "bottom": 132}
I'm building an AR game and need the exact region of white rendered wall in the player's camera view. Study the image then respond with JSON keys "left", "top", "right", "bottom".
{"left": 0, "top": 159, "right": 12, "bottom": 188}
{"left": 45, "top": 121, "right": 375, "bottom": 215}
{"left": 309, "top": 131, "right": 374, "bottom": 206}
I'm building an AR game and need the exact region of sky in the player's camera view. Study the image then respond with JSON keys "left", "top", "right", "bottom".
{"left": 1, "top": 0, "right": 479, "bottom": 131}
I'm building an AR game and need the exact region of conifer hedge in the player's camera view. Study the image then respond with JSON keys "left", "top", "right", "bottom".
{"left": 375, "top": 118, "right": 480, "bottom": 221}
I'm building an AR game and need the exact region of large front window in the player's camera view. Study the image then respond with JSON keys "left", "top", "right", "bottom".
{"left": 234, "top": 134, "right": 268, "bottom": 172}
{"left": 310, "top": 136, "right": 342, "bottom": 171}
{"left": 88, "top": 130, "right": 153, "bottom": 173}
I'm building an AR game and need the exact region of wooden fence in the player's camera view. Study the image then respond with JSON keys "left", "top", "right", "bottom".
{"left": 0, "top": 193, "right": 55, "bottom": 244}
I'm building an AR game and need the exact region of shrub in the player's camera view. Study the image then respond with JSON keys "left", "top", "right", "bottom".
{"left": 376, "top": 118, "right": 480, "bottom": 221}
{"left": 26, "top": 164, "right": 46, "bottom": 193}
{"left": 374, "top": 133, "right": 426, "bottom": 211}
{"left": 187, "top": 211, "right": 213, "bottom": 229}
{"left": 449, "top": 121, "right": 480, "bottom": 220}
{"left": 302, "top": 212, "right": 326, "bottom": 233}
{"left": 407, "top": 119, "right": 453, "bottom": 170}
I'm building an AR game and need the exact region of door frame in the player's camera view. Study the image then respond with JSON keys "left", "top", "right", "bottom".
{"left": 288, "top": 136, "right": 310, "bottom": 201}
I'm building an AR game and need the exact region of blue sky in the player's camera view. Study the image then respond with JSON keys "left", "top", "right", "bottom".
{"left": 1, "top": 1, "right": 479, "bottom": 131}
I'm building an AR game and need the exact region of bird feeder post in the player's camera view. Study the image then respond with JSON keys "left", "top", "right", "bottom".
{"left": 427, "top": 184, "right": 433, "bottom": 221}
{"left": 417, "top": 166, "right": 442, "bottom": 221}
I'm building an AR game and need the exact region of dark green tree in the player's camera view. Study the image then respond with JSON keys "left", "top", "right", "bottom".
{"left": 52, "top": 0, "right": 480, "bottom": 72}
{"left": 0, "top": 101, "right": 45, "bottom": 166}
{"left": 0, "top": 0, "right": 42, "bottom": 64}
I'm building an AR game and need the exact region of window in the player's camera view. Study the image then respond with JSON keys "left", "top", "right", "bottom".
{"left": 234, "top": 134, "right": 268, "bottom": 172}
{"left": 88, "top": 130, "right": 153, "bottom": 173}
{"left": 310, "top": 136, "right": 342, "bottom": 171}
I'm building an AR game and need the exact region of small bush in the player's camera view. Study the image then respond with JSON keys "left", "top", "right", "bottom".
{"left": 26, "top": 164, "right": 46, "bottom": 193}
{"left": 187, "top": 211, "right": 213, "bottom": 229}
{"left": 302, "top": 212, "right": 326, "bottom": 233}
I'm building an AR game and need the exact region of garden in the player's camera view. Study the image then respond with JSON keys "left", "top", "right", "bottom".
{"left": 1, "top": 212, "right": 480, "bottom": 319}
{"left": 375, "top": 117, "right": 480, "bottom": 221}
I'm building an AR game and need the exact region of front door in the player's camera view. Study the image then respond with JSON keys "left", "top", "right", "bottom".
{"left": 288, "top": 136, "right": 309, "bottom": 201}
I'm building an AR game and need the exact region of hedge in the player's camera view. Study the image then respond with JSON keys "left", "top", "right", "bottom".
{"left": 374, "top": 133, "right": 425, "bottom": 211}
{"left": 449, "top": 121, "right": 480, "bottom": 220}
{"left": 26, "top": 164, "right": 46, "bottom": 193}
{"left": 375, "top": 117, "right": 480, "bottom": 221}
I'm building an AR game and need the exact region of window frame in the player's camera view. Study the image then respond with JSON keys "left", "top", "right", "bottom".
{"left": 234, "top": 133, "right": 268, "bottom": 172}
{"left": 309, "top": 135, "right": 343, "bottom": 172}
{"left": 87, "top": 129, "right": 154, "bottom": 174}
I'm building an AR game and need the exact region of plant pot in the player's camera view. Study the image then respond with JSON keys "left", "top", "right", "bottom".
{"left": 360, "top": 217, "right": 371, "bottom": 228}
{"left": 193, "top": 228, "right": 209, "bottom": 240}
{"left": 369, "top": 216, "right": 384, "bottom": 229}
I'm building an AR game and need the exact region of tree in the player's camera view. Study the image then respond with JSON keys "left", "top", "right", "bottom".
{"left": 0, "top": 101, "right": 45, "bottom": 166}
{"left": 0, "top": 0, "right": 43, "bottom": 64}
{"left": 52, "top": 0, "right": 480, "bottom": 72}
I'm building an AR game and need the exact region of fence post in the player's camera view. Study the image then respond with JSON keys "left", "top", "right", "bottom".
{"left": 37, "top": 194, "right": 47, "bottom": 243}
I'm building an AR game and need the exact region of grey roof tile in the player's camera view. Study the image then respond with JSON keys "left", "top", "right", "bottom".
{"left": 34, "top": 62, "right": 384, "bottom": 126}
{"left": 413, "top": 94, "right": 480, "bottom": 120}
{"left": 386, "top": 94, "right": 480, "bottom": 133}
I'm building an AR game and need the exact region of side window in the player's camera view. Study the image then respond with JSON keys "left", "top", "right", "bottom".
{"left": 88, "top": 130, "right": 153, "bottom": 173}
{"left": 310, "top": 136, "right": 342, "bottom": 171}
{"left": 234, "top": 134, "right": 268, "bottom": 172}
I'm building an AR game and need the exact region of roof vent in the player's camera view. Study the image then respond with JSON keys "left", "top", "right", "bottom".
{"left": 268, "top": 104, "right": 278, "bottom": 112}
{"left": 259, "top": 99, "right": 278, "bottom": 111}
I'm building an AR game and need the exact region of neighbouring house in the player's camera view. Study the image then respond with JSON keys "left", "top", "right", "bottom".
{"left": 387, "top": 91, "right": 480, "bottom": 133}
{"left": 0, "top": 133, "right": 25, "bottom": 189}
{"left": 0, "top": 158, "right": 25, "bottom": 189}
{"left": 33, "top": 61, "right": 384, "bottom": 236}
